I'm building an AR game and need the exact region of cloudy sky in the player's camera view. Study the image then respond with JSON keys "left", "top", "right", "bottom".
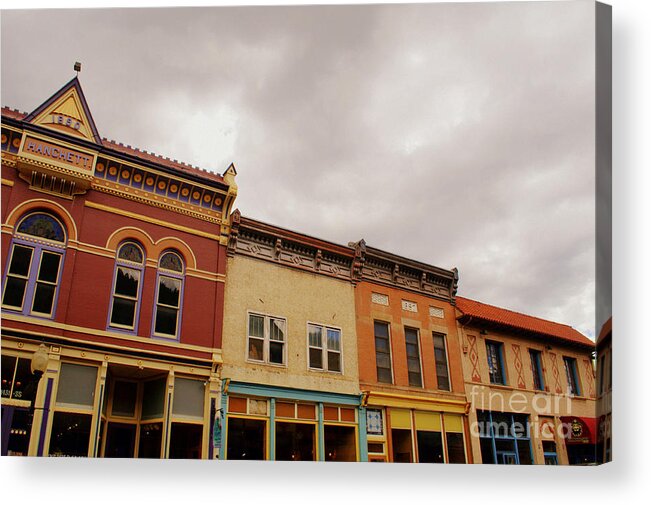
{"left": 1, "top": 2, "right": 597, "bottom": 337}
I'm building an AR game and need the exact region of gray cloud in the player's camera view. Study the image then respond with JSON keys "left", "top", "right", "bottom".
{"left": 1, "top": 2, "right": 597, "bottom": 336}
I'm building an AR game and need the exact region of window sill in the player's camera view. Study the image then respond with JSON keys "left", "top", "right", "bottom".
{"left": 308, "top": 367, "right": 343, "bottom": 376}
{"left": 245, "top": 359, "right": 287, "bottom": 369}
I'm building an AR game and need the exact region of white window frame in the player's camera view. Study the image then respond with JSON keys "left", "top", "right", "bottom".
{"left": 306, "top": 322, "right": 344, "bottom": 374}
{"left": 246, "top": 311, "right": 287, "bottom": 367}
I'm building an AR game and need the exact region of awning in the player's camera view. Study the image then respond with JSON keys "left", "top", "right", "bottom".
{"left": 560, "top": 416, "right": 597, "bottom": 445}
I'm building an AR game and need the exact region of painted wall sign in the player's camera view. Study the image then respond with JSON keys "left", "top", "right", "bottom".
{"left": 22, "top": 136, "right": 93, "bottom": 171}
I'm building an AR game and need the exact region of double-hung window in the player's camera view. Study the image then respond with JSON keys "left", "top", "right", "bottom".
{"left": 563, "top": 356, "right": 581, "bottom": 396}
{"left": 2, "top": 212, "right": 66, "bottom": 318}
{"left": 247, "top": 313, "right": 286, "bottom": 365}
{"left": 529, "top": 349, "right": 545, "bottom": 391}
{"left": 432, "top": 332, "right": 450, "bottom": 390}
{"left": 486, "top": 341, "right": 506, "bottom": 385}
{"left": 307, "top": 324, "right": 342, "bottom": 372}
{"left": 405, "top": 327, "right": 422, "bottom": 387}
{"left": 374, "top": 321, "right": 393, "bottom": 384}
{"left": 109, "top": 242, "right": 145, "bottom": 331}
{"left": 153, "top": 251, "right": 184, "bottom": 339}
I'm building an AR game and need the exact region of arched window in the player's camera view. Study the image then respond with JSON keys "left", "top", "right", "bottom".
{"left": 2, "top": 212, "right": 66, "bottom": 318}
{"left": 152, "top": 251, "right": 184, "bottom": 339}
{"left": 109, "top": 242, "right": 145, "bottom": 331}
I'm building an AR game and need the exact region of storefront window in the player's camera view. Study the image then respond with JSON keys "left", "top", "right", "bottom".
{"left": 103, "top": 422, "right": 137, "bottom": 458}
{"left": 138, "top": 422, "right": 163, "bottom": 458}
{"left": 446, "top": 432, "right": 467, "bottom": 463}
{"left": 141, "top": 378, "right": 166, "bottom": 420}
{"left": 49, "top": 412, "right": 92, "bottom": 457}
{"left": 1, "top": 355, "right": 33, "bottom": 400}
{"left": 416, "top": 431, "right": 444, "bottom": 463}
{"left": 324, "top": 425, "right": 356, "bottom": 461}
{"left": 169, "top": 423, "right": 202, "bottom": 459}
{"left": 227, "top": 417, "right": 266, "bottom": 460}
{"left": 1, "top": 407, "right": 31, "bottom": 456}
{"left": 275, "top": 422, "right": 315, "bottom": 461}
{"left": 477, "top": 410, "right": 532, "bottom": 465}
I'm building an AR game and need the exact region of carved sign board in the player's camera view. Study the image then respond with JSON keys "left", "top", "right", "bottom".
{"left": 21, "top": 136, "right": 94, "bottom": 172}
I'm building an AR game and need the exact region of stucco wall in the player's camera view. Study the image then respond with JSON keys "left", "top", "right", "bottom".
{"left": 221, "top": 255, "right": 359, "bottom": 395}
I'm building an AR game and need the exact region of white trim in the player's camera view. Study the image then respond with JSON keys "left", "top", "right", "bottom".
{"left": 305, "top": 320, "right": 344, "bottom": 375}
{"left": 245, "top": 310, "right": 288, "bottom": 367}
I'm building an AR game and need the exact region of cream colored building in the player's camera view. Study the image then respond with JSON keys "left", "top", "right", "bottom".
{"left": 218, "top": 212, "right": 364, "bottom": 461}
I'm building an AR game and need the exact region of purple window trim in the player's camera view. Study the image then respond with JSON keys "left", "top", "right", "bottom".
{"left": 150, "top": 251, "right": 185, "bottom": 342}
{"left": 106, "top": 241, "right": 146, "bottom": 335}
{"left": 1, "top": 237, "right": 66, "bottom": 320}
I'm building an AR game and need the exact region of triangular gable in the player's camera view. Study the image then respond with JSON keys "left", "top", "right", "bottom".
{"left": 25, "top": 77, "right": 102, "bottom": 145}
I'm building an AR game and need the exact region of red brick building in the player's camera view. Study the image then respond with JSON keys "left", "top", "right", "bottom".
{"left": 1, "top": 76, "right": 237, "bottom": 457}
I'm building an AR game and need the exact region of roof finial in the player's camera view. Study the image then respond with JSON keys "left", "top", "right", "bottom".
{"left": 74, "top": 61, "right": 82, "bottom": 76}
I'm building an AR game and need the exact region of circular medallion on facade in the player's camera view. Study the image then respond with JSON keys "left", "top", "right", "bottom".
{"left": 108, "top": 166, "right": 118, "bottom": 176}
{"left": 158, "top": 181, "right": 167, "bottom": 190}
{"left": 12, "top": 138, "right": 21, "bottom": 148}
{"left": 96, "top": 163, "right": 105, "bottom": 172}
{"left": 170, "top": 184, "right": 178, "bottom": 193}
{"left": 1, "top": 134, "right": 7, "bottom": 144}
{"left": 145, "top": 177, "right": 154, "bottom": 186}
{"left": 121, "top": 170, "right": 130, "bottom": 179}
{"left": 203, "top": 194, "right": 211, "bottom": 203}
{"left": 192, "top": 191, "right": 201, "bottom": 200}
{"left": 181, "top": 188, "right": 189, "bottom": 197}
{"left": 571, "top": 419, "right": 583, "bottom": 438}
{"left": 214, "top": 197, "right": 222, "bottom": 206}
{"left": 133, "top": 173, "right": 142, "bottom": 182}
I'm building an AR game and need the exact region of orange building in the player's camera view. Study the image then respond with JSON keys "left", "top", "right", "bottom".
{"left": 456, "top": 297, "right": 597, "bottom": 465}
{"left": 351, "top": 240, "right": 470, "bottom": 463}
{"left": 1, "top": 76, "right": 237, "bottom": 457}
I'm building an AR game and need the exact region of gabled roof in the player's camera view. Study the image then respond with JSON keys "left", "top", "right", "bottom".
{"left": 25, "top": 76, "right": 102, "bottom": 144}
{"left": 456, "top": 296, "right": 594, "bottom": 349}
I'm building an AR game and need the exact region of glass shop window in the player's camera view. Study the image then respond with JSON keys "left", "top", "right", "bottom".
{"left": 324, "top": 425, "right": 356, "bottom": 462}
{"left": 141, "top": 378, "right": 166, "bottom": 420}
{"left": 138, "top": 422, "right": 163, "bottom": 458}
{"left": 446, "top": 433, "right": 467, "bottom": 463}
{"left": 1, "top": 355, "right": 33, "bottom": 401}
{"left": 416, "top": 431, "right": 444, "bottom": 463}
{"left": 275, "top": 422, "right": 315, "bottom": 461}
{"left": 227, "top": 417, "right": 266, "bottom": 460}
{"left": 169, "top": 423, "right": 203, "bottom": 459}
{"left": 49, "top": 412, "right": 92, "bottom": 457}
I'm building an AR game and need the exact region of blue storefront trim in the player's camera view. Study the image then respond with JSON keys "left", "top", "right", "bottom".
{"left": 221, "top": 380, "right": 367, "bottom": 461}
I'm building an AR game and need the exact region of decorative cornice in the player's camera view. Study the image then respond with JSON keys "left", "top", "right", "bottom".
{"left": 91, "top": 181, "right": 223, "bottom": 225}
{"left": 353, "top": 242, "right": 457, "bottom": 303}
{"left": 229, "top": 212, "right": 356, "bottom": 283}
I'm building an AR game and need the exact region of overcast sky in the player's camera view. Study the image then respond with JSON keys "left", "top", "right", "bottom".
{"left": 1, "top": 2, "right": 597, "bottom": 337}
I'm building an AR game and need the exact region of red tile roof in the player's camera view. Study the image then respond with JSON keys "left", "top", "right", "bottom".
{"left": 456, "top": 296, "right": 594, "bottom": 348}
{"left": 1, "top": 106, "right": 224, "bottom": 184}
